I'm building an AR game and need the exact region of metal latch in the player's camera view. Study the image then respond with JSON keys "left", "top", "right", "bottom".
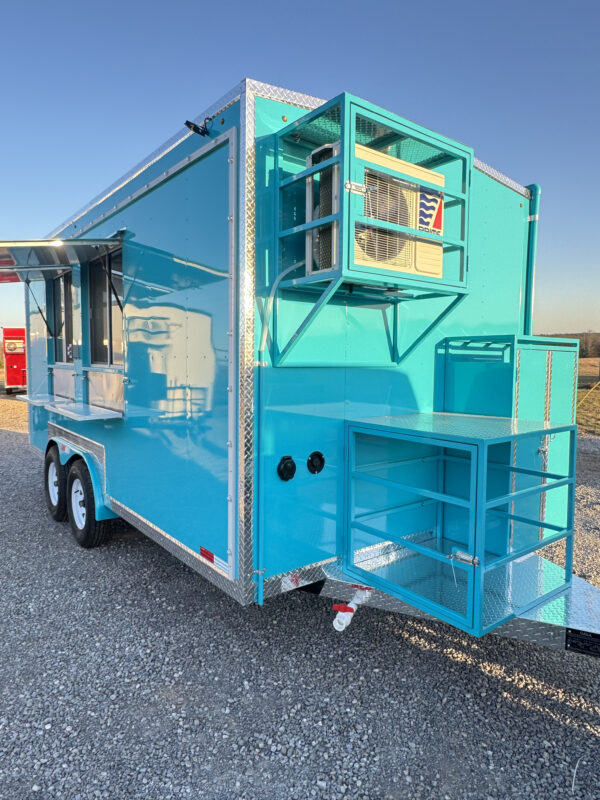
{"left": 447, "top": 550, "right": 479, "bottom": 567}
{"left": 345, "top": 180, "right": 367, "bottom": 196}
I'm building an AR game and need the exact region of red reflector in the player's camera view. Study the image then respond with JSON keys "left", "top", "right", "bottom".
{"left": 332, "top": 604, "right": 354, "bottom": 614}
{"left": 199, "top": 547, "right": 214, "bottom": 563}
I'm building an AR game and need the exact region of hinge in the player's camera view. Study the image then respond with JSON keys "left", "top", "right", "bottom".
{"left": 528, "top": 214, "right": 539, "bottom": 222}
{"left": 447, "top": 550, "right": 479, "bottom": 567}
{"left": 345, "top": 180, "right": 367, "bottom": 196}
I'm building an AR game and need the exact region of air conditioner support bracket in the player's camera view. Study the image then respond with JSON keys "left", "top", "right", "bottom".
{"left": 260, "top": 275, "right": 465, "bottom": 367}
{"left": 274, "top": 277, "right": 344, "bottom": 366}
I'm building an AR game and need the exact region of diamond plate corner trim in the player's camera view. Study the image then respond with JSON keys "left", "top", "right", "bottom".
{"left": 47, "top": 422, "right": 107, "bottom": 493}
{"left": 262, "top": 558, "right": 337, "bottom": 599}
{"left": 245, "top": 79, "right": 325, "bottom": 112}
{"left": 493, "top": 618, "right": 566, "bottom": 649}
{"left": 473, "top": 158, "right": 531, "bottom": 198}
{"left": 237, "top": 81, "right": 325, "bottom": 605}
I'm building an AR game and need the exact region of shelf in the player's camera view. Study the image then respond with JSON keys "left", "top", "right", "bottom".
{"left": 44, "top": 399, "right": 123, "bottom": 421}
{"left": 18, "top": 394, "right": 54, "bottom": 406}
{"left": 352, "top": 467, "right": 471, "bottom": 508}
{"left": 349, "top": 412, "right": 575, "bottom": 444}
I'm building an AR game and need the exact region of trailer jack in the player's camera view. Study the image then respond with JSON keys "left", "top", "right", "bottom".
{"left": 332, "top": 587, "right": 372, "bottom": 631}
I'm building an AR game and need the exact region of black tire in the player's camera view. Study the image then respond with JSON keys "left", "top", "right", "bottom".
{"left": 44, "top": 446, "right": 68, "bottom": 522}
{"left": 5, "top": 387, "right": 13, "bottom": 395}
{"left": 66, "top": 459, "right": 110, "bottom": 548}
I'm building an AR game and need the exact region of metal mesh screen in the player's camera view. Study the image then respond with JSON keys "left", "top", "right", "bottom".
{"left": 316, "top": 225, "right": 333, "bottom": 270}
{"left": 285, "top": 104, "right": 341, "bottom": 149}
{"left": 356, "top": 114, "right": 444, "bottom": 166}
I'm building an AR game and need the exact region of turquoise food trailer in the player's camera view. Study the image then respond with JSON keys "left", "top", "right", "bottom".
{"left": 2, "top": 79, "right": 599, "bottom": 653}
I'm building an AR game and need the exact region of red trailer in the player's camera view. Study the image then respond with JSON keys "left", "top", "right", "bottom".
{"left": 2, "top": 327, "right": 26, "bottom": 393}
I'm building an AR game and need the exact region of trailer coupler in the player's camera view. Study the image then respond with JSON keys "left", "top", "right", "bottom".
{"left": 332, "top": 586, "right": 372, "bottom": 631}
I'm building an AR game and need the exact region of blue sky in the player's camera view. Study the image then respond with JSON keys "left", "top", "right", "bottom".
{"left": 0, "top": 0, "right": 598, "bottom": 332}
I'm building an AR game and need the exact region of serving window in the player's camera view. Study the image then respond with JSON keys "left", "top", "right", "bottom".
{"left": 53, "top": 273, "right": 74, "bottom": 363}
{"left": 89, "top": 249, "right": 123, "bottom": 366}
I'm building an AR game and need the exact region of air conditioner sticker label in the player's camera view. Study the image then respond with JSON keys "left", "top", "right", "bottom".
{"left": 418, "top": 191, "right": 443, "bottom": 234}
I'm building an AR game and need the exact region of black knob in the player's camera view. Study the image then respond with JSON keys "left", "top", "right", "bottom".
{"left": 307, "top": 451, "right": 325, "bottom": 474}
{"left": 277, "top": 456, "right": 296, "bottom": 481}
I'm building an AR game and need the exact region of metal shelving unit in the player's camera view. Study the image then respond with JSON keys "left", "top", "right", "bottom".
{"left": 345, "top": 413, "right": 576, "bottom": 636}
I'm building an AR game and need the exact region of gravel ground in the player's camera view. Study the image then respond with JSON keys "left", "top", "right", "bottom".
{"left": 0, "top": 394, "right": 599, "bottom": 800}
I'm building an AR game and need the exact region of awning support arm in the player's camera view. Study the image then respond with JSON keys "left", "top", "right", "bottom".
{"left": 99, "top": 248, "right": 123, "bottom": 313}
{"left": 25, "top": 280, "right": 53, "bottom": 337}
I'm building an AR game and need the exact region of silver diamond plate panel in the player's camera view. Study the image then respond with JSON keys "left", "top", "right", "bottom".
{"left": 482, "top": 548, "right": 568, "bottom": 629}
{"left": 318, "top": 568, "right": 600, "bottom": 653}
{"left": 48, "top": 422, "right": 106, "bottom": 492}
{"left": 473, "top": 158, "right": 531, "bottom": 198}
{"left": 262, "top": 557, "right": 337, "bottom": 599}
{"left": 518, "top": 575, "right": 600, "bottom": 633}
{"left": 494, "top": 617, "right": 566, "bottom": 649}
{"left": 319, "top": 567, "right": 434, "bottom": 621}
{"left": 237, "top": 80, "right": 324, "bottom": 605}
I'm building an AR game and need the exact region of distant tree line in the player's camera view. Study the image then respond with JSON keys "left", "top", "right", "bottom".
{"left": 542, "top": 332, "right": 600, "bottom": 358}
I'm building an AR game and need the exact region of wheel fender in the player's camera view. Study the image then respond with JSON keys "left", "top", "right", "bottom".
{"left": 48, "top": 438, "right": 117, "bottom": 521}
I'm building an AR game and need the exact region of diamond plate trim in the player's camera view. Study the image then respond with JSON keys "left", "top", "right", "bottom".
{"left": 318, "top": 573, "right": 600, "bottom": 654}
{"left": 263, "top": 558, "right": 338, "bottom": 599}
{"left": 474, "top": 158, "right": 531, "bottom": 198}
{"left": 237, "top": 81, "right": 325, "bottom": 605}
{"left": 492, "top": 617, "right": 566, "bottom": 649}
{"left": 48, "top": 422, "right": 107, "bottom": 493}
{"left": 318, "top": 577, "right": 433, "bottom": 619}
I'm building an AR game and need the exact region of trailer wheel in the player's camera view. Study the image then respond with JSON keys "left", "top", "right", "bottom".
{"left": 66, "top": 460, "right": 110, "bottom": 548}
{"left": 5, "top": 387, "right": 13, "bottom": 395}
{"left": 44, "top": 446, "right": 68, "bottom": 522}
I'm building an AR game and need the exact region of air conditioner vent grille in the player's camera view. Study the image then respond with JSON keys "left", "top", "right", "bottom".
{"left": 354, "top": 224, "right": 415, "bottom": 270}
{"left": 354, "top": 224, "right": 443, "bottom": 277}
{"left": 363, "top": 169, "right": 417, "bottom": 228}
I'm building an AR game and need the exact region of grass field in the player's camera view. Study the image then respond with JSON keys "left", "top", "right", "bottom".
{"left": 578, "top": 382, "right": 600, "bottom": 435}
{"left": 580, "top": 357, "right": 600, "bottom": 374}
{"left": 579, "top": 356, "right": 600, "bottom": 379}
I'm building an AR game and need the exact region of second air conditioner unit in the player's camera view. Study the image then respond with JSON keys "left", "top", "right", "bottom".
{"left": 305, "top": 143, "right": 340, "bottom": 274}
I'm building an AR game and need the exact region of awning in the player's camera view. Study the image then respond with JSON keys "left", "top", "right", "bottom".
{"left": 0, "top": 238, "right": 122, "bottom": 281}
